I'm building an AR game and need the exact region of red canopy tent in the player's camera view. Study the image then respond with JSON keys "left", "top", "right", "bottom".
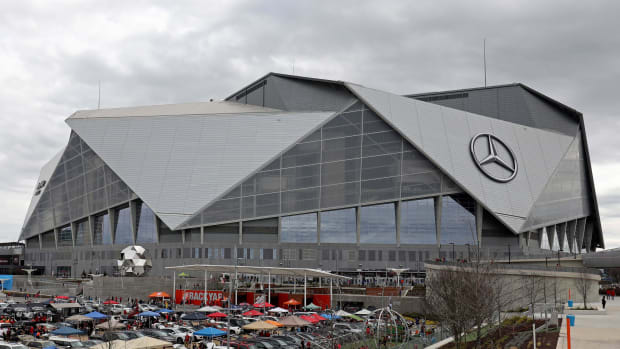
{"left": 311, "top": 313, "right": 327, "bottom": 321}
{"left": 299, "top": 315, "right": 319, "bottom": 324}
{"left": 56, "top": 296, "right": 70, "bottom": 300}
{"left": 103, "top": 300, "right": 119, "bottom": 305}
{"left": 207, "top": 312, "right": 228, "bottom": 318}
{"left": 243, "top": 310, "right": 264, "bottom": 317}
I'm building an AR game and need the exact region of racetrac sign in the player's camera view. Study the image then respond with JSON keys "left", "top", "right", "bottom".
{"left": 175, "top": 290, "right": 224, "bottom": 305}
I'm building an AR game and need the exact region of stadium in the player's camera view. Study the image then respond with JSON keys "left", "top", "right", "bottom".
{"left": 19, "top": 73, "right": 604, "bottom": 278}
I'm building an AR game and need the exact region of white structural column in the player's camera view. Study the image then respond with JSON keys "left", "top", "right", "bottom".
{"left": 304, "top": 272, "right": 307, "bottom": 308}
{"left": 268, "top": 271, "right": 271, "bottom": 304}
{"left": 434, "top": 196, "right": 443, "bottom": 250}
{"left": 330, "top": 278, "right": 333, "bottom": 310}
{"left": 172, "top": 271, "right": 176, "bottom": 306}
{"left": 204, "top": 270, "right": 207, "bottom": 305}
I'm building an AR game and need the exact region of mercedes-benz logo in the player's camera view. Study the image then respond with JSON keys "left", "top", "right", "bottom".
{"left": 470, "top": 133, "right": 518, "bottom": 183}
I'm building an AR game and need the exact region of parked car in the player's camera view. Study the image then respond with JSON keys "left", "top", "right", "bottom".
{"left": 48, "top": 336, "right": 85, "bottom": 348}
{"left": 0, "top": 342, "right": 28, "bottom": 349}
{"left": 139, "top": 329, "right": 175, "bottom": 343}
{"left": 24, "top": 341, "right": 56, "bottom": 349}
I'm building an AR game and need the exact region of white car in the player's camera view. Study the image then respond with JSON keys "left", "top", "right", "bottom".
{"left": 213, "top": 321, "right": 241, "bottom": 335}
{"left": 333, "top": 323, "right": 362, "bottom": 334}
{"left": 158, "top": 328, "right": 191, "bottom": 344}
{"left": 0, "top": 342, "right": 28, "bottom": 349}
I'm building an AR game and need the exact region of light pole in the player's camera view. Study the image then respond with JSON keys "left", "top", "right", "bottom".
{"left": 358, "top": 264, "right": 362, "bottom": 286}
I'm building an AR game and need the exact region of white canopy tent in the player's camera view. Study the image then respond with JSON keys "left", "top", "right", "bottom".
{"left": 165, "top": 264, "right": 349, "bottom": 308}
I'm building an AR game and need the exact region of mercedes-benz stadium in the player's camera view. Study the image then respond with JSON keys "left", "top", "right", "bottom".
{"left": 19, "top": 73, "right": 604, "bottom": 278}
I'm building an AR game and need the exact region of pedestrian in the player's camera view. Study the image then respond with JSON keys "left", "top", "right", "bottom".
{"left": 300, "top": 340, "right": 305, "bottom": 349}
{"left": 602, "top": 296, "right": 607, "bottom": 309}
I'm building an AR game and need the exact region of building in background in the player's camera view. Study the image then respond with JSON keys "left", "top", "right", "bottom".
{"left": 19, "top": 73, "right": 603, "bottom": 277}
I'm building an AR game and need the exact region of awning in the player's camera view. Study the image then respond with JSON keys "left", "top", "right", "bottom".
{"left": 165, "top": 264, "right": 350, "bottom": 279}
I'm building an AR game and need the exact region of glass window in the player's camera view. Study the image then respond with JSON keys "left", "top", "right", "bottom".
{"left": 362, "top": 131, "right": 402, "bottom": 157}
{"left": 185, "top": 228, "right": 201, "bottom": 243}
{"left": 202, "top": 198, "right": 240, "bottom": 224}
{"left": 361, "top": 154, "right": 401, "bottom": 180}
{"left": 320, "top": 208, "right": 356, "bottom": 243}
{"left": 204, "top": 223, "right": 239, "bottom": 243}
{"left": 159, "top": 221, "right": 182, "bottom": 243}
{"left": 242, "top": 218, "right": 278, "bottom": 239}
{"left": 361, "top": 176, "right": 401, "bottom": 203}
{"left": 57, "top": 226, "right": 73, "bottom": 247}
{"left": 401, "top": 199, "right": 436, "bottom": 244}
{"left": 322, "top": 136, "right": 361, "bottom": 163}
{"left": 281, "top": 164, "right": 320, "bottom": 191}
{"left": 321, "top": 182, "right": 360, "bottom": 208}
{"left": 281, "top": 213, "right": 318, "bottom": 243}
{"left": 136, "top": 203, "right": 157, "bottom": 244}
{"left": 360, "top": 204, "right": 396, "bottom": 244}
{"left": 321, "top": 159, "right": 360, "bottom": 186}
{"left": 440, "top": 195, "right": 477, "bottom": 245}
{"left": 93, "top": 214, "right": 112, "bottom": 245}
{"left": 282, "top": 141, "right": 321, "bottom": 168}
{"left": 281, "top": 187, "right": 319, "bottom": 213}
{"left": 322, "top": 111, "right": 362, "bottom": 139}
{"left": 114, "top": 206, "right": 133, "bottom": 245}
{"left": 74, "top": 220, "right": 91, "bottom": 246}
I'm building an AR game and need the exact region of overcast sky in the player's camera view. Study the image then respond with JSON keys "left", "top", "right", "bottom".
{"left": 1, "top": 1, "right": 620, "bottom": 248}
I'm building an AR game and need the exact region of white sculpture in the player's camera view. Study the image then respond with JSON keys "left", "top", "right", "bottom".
{"left": 117, "top": 245, "right": 152, "bottom": 276}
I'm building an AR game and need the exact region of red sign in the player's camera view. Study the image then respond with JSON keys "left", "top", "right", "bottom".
{"left": 175, "top": 290, "right": 224, "bottom": 305}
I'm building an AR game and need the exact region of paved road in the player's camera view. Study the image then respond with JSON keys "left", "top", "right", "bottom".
{"left": 556, "top": 299, "right": 620, "bottom": 349}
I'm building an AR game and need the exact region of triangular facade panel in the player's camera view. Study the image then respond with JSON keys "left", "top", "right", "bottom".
{"left": 20, "top": 132, "right": 135, "bottom": 240}
{"left": 521, "top": 133, "right": 591, "bottom": 231}
{"left": 180, "top": 100, "right": 465, "bottom": 228}
{"left": 346, "top": 83, "right": 575, "bottom": 234}
{"left": 68, "top": 109, "right": 334, "bottom": 230}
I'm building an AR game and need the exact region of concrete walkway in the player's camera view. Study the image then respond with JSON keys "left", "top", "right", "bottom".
{"left": 557, "top": 299, "right": 620, "bottom": 349}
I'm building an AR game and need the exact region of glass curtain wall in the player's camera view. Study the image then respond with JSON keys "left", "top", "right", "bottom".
{"left": 93, "top": 213, "right": 113, "bottom": 245}
{"left": 281, "top": 213, "right": 317, "bottom": 243}
{"left": 135, "top": 202, "right": 157, "bottom": 244}
{"left": 360, "top": 204, "right": 396, "bottom": 244}
{"left": 320, "top": 208, "right": 356, "bottom": 243}
{"left": 74, "top": 220, "right": 91, "bottom": 246}
{"left": 114, "top": 206, "right": 133, "bottom": 244}
{"left": 440, "top": 195, "right": 477, "bottom": 245}
{"left": 401, "top": 198, "right": 436, "bottom": 244}
{"left": 186, "top": 102, "right": 451, "bottom": 228}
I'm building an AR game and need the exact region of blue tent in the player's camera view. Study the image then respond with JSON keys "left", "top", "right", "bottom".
{"left": 157, "top": 308, "right": 174, "bottom": 313}
{"left": 320, "top": 313, "right": 341, "bottom": 320}
{"left": 193, "top": 327, "right": 226, "bottom": 337}
{"left": 84, "top": 311, "right": 108, "bottom": 319}
{"left": 137, "top": 311, "right": 160, "bottom": 317}
{"left": 51, "top": 326, "right": 84, "bottom": 336}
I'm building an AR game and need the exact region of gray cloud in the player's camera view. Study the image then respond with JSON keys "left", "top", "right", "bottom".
{"left": 1, "top": 0, "right": 620, "bottom": 247}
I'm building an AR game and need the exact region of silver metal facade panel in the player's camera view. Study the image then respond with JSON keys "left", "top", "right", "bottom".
{"left": 347, "top": 83, "right": 574, "bottom": 234}
{"left": 68, "top": 111, "right": 333, "bottom": 230}
{"left": 22, "top": 147, "right": 65, "bottom": 226}
{"left": 69, "top": 101, "right": 279, "bottom": 119}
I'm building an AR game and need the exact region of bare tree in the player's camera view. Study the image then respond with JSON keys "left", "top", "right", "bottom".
{"left": 523, "top": 273, "right": 544, "bottom": 321}
{"left": 425, "top": 265, "right": 474, "bottom": 349}
{"left": 575, "top": 272, "right": 591, "bottom": 309}
{"left": 425, "top": 262, "right": 499, "bottom": 349}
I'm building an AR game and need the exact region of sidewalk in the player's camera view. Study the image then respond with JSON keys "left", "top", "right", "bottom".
{"left": 556, "top": 299, "right": 620, "bottom": 349}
